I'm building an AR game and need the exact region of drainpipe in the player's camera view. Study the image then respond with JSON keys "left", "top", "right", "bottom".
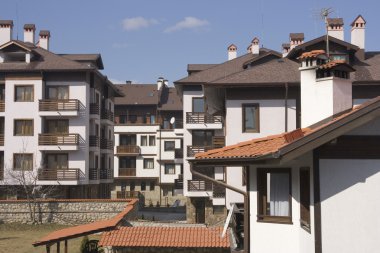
{"left": 190, "top": 163, "right": 249, "bottom": 253}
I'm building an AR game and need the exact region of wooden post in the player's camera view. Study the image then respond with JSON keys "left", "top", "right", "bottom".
{"left": 56, "top": 241, "right": 60, "bottom": 253}
{"left": 46, "top": 245, "right": 50, "bottom": 253}
{"left": 64, "top": 240, "right": 68, "bottom": 253}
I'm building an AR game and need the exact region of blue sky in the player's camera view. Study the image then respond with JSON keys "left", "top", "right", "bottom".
{"left": 1, "top": 0, "right": 379, "bottom": 84}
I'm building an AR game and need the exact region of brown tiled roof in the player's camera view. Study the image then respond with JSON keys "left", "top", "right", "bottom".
{"left": 290, "top": 33, "right": 304, "bottom": 40}
{"left": 39, "top": 30, "right": 50, "bottom": 37}
{"left": 227, "top": 44, "right": 237, "bottom": 50}
{"left": 319, "top": 60, "right": 355, "bottom": 71}
{"left": 352, "top": 52, "right": 380, "bottom": 82}
{"left": 187, "top": 64, "right": 217, "bottom": 73}
{"left": 0, "top": 20, "right": 13, "bottom": 26}
{"left": 327, "top": 18, "right": 344, "bottom": 26}
{"left": 195, "top": 97, "right": 380, "bottom": 161}
{"left": 115, "top": 84, "right": 159, "bottom": 105}
{"left": 59, "top": 54, "right": 104, "bottom": 69}
{"left": 23, "top": 24, "right": 35, "bottom": 30}
{"left": 33, "top": 199, "right": 137, "bottom": 246}
{"left": 159, "top": 87, "right": 182, "bottom": 111}
{"left": 99, "top": 226, "right": 230, "bottom": 248}
{"left": 297, "top": 50, "right": 326, "bottom": 60}
{"left": 350, "top": 15, "right": 366, "bottom": 26}
{"left": 282, "top": 43, "right": 290, "bottom": 48}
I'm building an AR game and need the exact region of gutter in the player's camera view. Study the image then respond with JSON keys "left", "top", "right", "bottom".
{"left": 189, "top": 163, "right": 249, "bottom": 253}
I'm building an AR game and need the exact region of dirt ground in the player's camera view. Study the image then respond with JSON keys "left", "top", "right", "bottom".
{"left": 0, "top": 223, "right": 100, "bottom": 253}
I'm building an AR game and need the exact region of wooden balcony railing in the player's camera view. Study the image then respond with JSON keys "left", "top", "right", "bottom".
{"left": 100, "top": 169, "right": 113, "bottom": 180}
{"left": 39, "top": 99, "right": 79, "bottom": 111}
{"left": 187, "top": 146, "right": 213, "bottom": 157}
{"left": 0, "top": 134, "right": 4, "bottom": 146}
{"left": 39, "top": 133, "right": 79, "bottom": 146}
{"left": 101, "top": 109, "right": 114, "bottom": 122}
{"left": 186, "top": 112, "right": 223, "bottom": 124}
{"left": 100, "top": 139, "right": 113, "bottom": 150}
{"left": 0, "top": 101, "right": 4, "bottom": 112}
{"left": 118, "top": 168, "right": 136, "bottom": 177}
{"left": 174, "top": 175, "right": 183, "bottom": 189}
{"left": 116, "top": 145, "right": 140, "bottom": 155}
{"left": 89, "top": 168, "right": 99, "bottom": 180}
{"left": 188, "top": 180, "right": 213, "bottom": 191}
{"left": 116, "top": 191, "right": 141, "bottom": 199}
{"left": 89, "top": 135, "right": 99, "bottom": 147}
{"left": 212, "top": 136, "right": 225, "bottom": 149}
{"left": 38, "top": 169, "right": 80, "bottom": 181}
{"left": 90, "top": 103, "right": 100, "bottom": 115}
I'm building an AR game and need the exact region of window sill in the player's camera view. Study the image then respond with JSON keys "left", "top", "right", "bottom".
{"left": 257, "top": 215, "right": 293, "bottom": 224}
{"left": 300, "top": 220, "right": 311, "bottom": 233}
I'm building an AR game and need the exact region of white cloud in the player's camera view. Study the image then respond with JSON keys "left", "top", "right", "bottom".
{"left": 109, "top": 78, "right": 141, "bottom": 85}
{"left": 122, "top": 17, "right": 158, "bottom": 31}
{"left": 112, "top": 42, "right": 129, "bottom": 49}
{"left": 164, "top": 17, "right": 209, "bottom": 33}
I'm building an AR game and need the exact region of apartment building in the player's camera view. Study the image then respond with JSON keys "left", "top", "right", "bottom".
{"left": 111, "top": 79, "right": 186, "bottom": 206}
{"left": 0, "top": 21, "right": 122, "bottom": 198}
{"left": 174, "top": 14, "right": 377, "bottom": 226}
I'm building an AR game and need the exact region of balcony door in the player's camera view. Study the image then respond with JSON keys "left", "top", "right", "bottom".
{"left": 46, "top": 153, "right": 68, "bottom": 170}
{"left": 119, "top": 157, "right": 136, "bottom": 169}
{"left": 195, "top": 199, "right": 205, "bottom": 223}
{"left": 120, "top": 135, "right": 136, "bottom": 145}
{"left": 47, "top": 86, "right": 69, "bottom": 100}
{"left": 192, "top": 130, "right": 213, "bottom": 147}
{"left": 46, "top": 120, "right": 69, "bottom": 134}
{"left": 192, "top": 97, "right": 205, "bottom": 113}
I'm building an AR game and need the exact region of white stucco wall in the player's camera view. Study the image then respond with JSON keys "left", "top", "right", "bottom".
{"left": 320, "top": 159, "right": 380, "bottom": 253}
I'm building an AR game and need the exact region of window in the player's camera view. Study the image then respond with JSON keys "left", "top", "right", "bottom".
{"left": 47, "top": 86, "right": 69, "bottom": 99}
{"left": 149, "top": 136, "right": 156, "bottom": 146}
{"left": 120, "top": 135, "right": 136, "bottom": 145}
{"left": 46, "top": 120, "right": 68, "bottom": 134}
{"left": 119, "top": 115, "right": 127, "bottom": 124}
{"left": 164, "top": 163, "right": 175, "bottom": 174}
{"left": 140, "top": 135, "right": 147, "bottom": 146}
{"left": 14, "top": 120, "right": 33, "bottom": 136}
{"left": 164, "top": 141, "right": 175, "bottom": 151}
{"left": 192, "top": 130, "right": 213, "bottom": 147}
{"left": 257, "top": 168, "right": 291, "bottom": 223}
{"left": 141, "top": 181, "right": 146, "bottom": 191}
{"left": 300, "top": 167, "right": 311, "bottom": 231}
{"left": 192, "top": 97, "right": 205, "bottom": 113}
{"left": 15, "top": 85, "right": 34, "bottom": 102}
{"left": 243, "top": 104, "right": 259, "bottom": 133}
{"left": 130, "top": 182, "right": 135, "bottom": 191}
{"left": 119, "top": 157, "right": 136, "bottom": 168}
{"left": 143, "top": 158, "right": 154, "bottom": 169}
{"left": 150, "top": 181, "right": 155, "bottom": 191}
{"left": 45, "top": 153, "right": 68, "bottom": 169}
{"left": 13, "top": 154, "right": 33, "bottom": 171}
{"left": 213, "top": 206, "right": 225, "bottom": 215}
{"left": 0, "top": 85, "right": 5, "bottom": 101}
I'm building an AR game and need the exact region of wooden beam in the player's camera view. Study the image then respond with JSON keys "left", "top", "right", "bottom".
{"left": 46, "top": 245, "right": 50, "bottom": 253}
{"left": 64, "top": 240, "right": 68, "bottom": 253}
{"left": 57, "top": 241, "right": 60, "bottom": 253}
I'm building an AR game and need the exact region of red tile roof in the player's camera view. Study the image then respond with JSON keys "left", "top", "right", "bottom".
{"left": 297, "top": 50, "right": 326, "bottom": 60}
{"left": 99, "top": 226, "right": 230, "bottom": 248}
{"left": 33, "top": 199, "right": 137, "bottom": 246}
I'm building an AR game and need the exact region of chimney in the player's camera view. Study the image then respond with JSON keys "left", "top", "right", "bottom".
{"left": 251, "top": 37, "right": 260, "bottom": 55}
{"left": 298, "top": 50, "right": 355, "bottom": 127}
{"left": 157, "top": 77, "right": 164, "bottom": 90}
{"left": 282, "top": 43, "right": 290, "bottom": 57}
{"left": 24, "top": 24, "right": 36, "bottom": 44}
{"left": 126, "top": 80, "right": 132, "bottom": 84}
{"left": 327, "top": 18, "right": 344, "bottom": 41}
{"left": 290, "top": 33, "right": 304, "bottom": 49}
{"left": 0, "top": 20, "right": 13, "bottom": 45}
{"left": 350, "top": 15, "right": 366, "bottom": 50}
{"left": 227, "top": 44, "right": 237, "bottom": 60}
{"left": 38, "top": 30, "right": 50, "bottom": 50}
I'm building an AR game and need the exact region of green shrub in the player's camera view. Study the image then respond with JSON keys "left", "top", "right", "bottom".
{"left": 80, "top": 235, "right": 89, "bottom": 253}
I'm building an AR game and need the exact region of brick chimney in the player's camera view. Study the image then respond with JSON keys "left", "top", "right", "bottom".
{"left": 0, "top": 20, "right": 13, "bottom": 45}
{"left": 227, "top": 44, "right": 237, "bottom": 60}
{"left": 351, "top": 15, "right": 366, "bottom": 50}
{"left": 24, "top": 24, "right": 36, "bottom": 44}
{"left": 327, "top": 18, "right": 344, "bottom": 41}
{"left": 290, "top": 33, "right": 304, "bottom": 49}
{"left": 38, "top": 30, "right": 50, "bottom": 50}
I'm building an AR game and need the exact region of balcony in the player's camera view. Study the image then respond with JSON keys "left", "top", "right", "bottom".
{"left": 100, "top": 139, "right": 113, "bottom": 150}
{"left": 101, "top": 109, "right": 114, "bottom": 122}
{"left": 39, "top": 134, "right": 79, "bottom": 150}
{"left": 38, "top": 169, "right": 80, "bottom": 181}
{"left": 188, "top": 180, "right": 213, "bottom": 191}
{"left": 174, "top": 174, "right": 183, "bottom": 189}
{"left": 116, "top": 191, "right": 141, "bottom": 199}
{"left": 89, "top": 135, "right": 99, "bottom": 147}
{"left": 39, "top": 99, "right": 79, "bottom": 116}
{"left": 89, "top": 168, "right": 99, "bottom": 180}
{"left": 0, "top": 134, "right": 3, "bottom": 146}
{"left": 100, "top": 169, "right": 113, "bottom": 180}
{"left": 187, "top": 146, "right": 213, "bottom": 157}
{"left": 186, "top": 112, "right": 223, "bottom": 129}
{"left": 0, "top": 101, "right": 4, "bottom": 112}
{"left": 116, "top": 145, "right": 140, "bottom": 156}
{"left": 118, "top": 168, "right": 136, "bottom": 177}
{"left": 90, "top": 103, "right": 100, "bottom": 115}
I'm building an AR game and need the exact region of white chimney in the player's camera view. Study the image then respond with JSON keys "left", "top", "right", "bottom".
{"left": 290, "top": 33, "right": 304, "bottom": 49}
{"left": 327, "top": 18, "right": 344, "bottom": 41}
{"left": 227, "top": 44, "right": 237, "bottom": 60}
{"left": 157, "top": 77, "right": 164, "bottom": 90}
{"left": 24, "top": 24, "right": 36, "bottom": 44}
{"left": 350, "top": 15, "right": 366, "bottom": 50}
{"left": 38, "top": 30, "right": 50, "bottom": 50}
{"left": 163, "top": 79, "right": 169, "bottom": 87}
{"left": 0, "top": 20, "right": 13, "bottom": 45}
{"left": 282, "top": 43, "right": 290, "bottom": 57}
{"left": 251, "top": 37, "right": 259, "bottom": 55}
{"left": 298, "top": 50, "right": 354, "bottom": 127}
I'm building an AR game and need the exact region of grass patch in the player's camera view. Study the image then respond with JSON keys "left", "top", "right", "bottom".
{"left": 0, "top": 223, "right": 100, "bottom": 253}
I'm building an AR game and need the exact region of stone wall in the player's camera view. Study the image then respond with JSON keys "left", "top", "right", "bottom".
{"left": 186, "top": 197, "right": 227, "bottom": 225}
{"left": 0, "top": 199, "right": 136, "bottom": 225}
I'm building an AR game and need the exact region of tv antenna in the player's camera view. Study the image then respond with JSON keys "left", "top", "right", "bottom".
{"left": 320, "top": 7, "right": 334, "bottom": 60}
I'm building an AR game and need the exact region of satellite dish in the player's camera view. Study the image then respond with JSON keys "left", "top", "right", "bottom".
{"left": 170, "top": 117, "right": 175, "bottom": 125}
